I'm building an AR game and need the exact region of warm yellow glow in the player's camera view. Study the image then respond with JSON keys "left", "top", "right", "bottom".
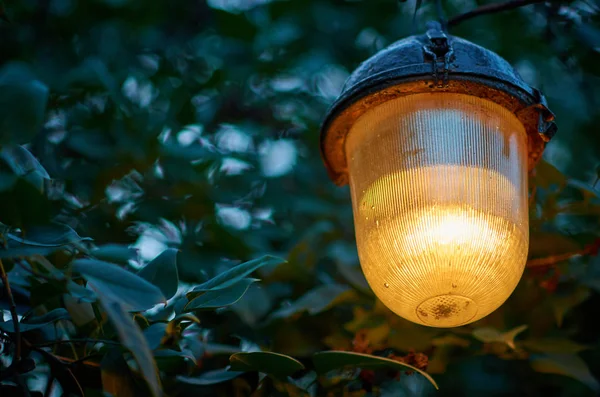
{"left": 346, "top": 93, "right": 529, "bottom": 327}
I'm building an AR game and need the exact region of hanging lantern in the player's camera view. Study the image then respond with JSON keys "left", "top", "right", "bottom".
{"left": 320, "top": 22, "right": 557, "bottom": 328}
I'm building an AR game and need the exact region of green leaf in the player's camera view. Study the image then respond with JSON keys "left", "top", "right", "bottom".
{"left": 0, "top": 308, "right": 70, "bottom": 333}
{"left": 143, "top": 323, "right": 168, "bottom": 350}
{"left": 552, "top": 287, "right": 591, "bottom": 327}
{"left": 0, "top": 242, "right": 59, "bottom": 259}
{"left": 160, "top": 142, "right": 223, "bottom": 162}
{"left": 575, "top": 23, "right": 600, "bottom": 53}
{"left": 269, "top": 284, "right": 353, "bottom": 319}
{"left": 67, "top": 281, "right": 97, "bottom": 303}
{"left": 0, "top": 223, "right": 91, "bottom": 258}
{"left": 73, "top": 259, "right": 166, "bottom": 312}
{"left": 92, "top": 244, "right": 138, "bottom": 265}
{"left": 0, "top": 62, "right": 49, "bottom": 145}
{"left": 472, "top": 325, "right": 528, "bottom": 349}
{"left": 528, "top": 232, "right": 581, "bottom": 258}
{"left": 191, "top": 255, "right": 285, "bottom": 292}
{"left": 101, "top": 348, "right": 138, "bottom": 397}
{"left": 35, "top": 347, "right": 85, "bottom": 396}
{"left": 336, "top": 262, "right": 371, "bottom": 293}
{"left": 176, "top": 368, "right": 244, "bottom": 385}
{"left": 380, "top": 375, "right": 434, "bottom": 397}
{"left": 521, "top": 338, "right": 588, "bottom": 354}
{"left": 530, "top": 353, "right": 599, "bottom": 391}
{"left": 184, "top": 278, "right": 258, "bottom": 311}
{"left": 154, "top": 349, "right": 197, "bottom": 371}
{"left": 431, "top": 334, "right": 471, "bottom": 348}
{"left": 204, "top": 343, "right": 243, "bottom": 355}
{"left": 533, "top": 160, "right": 567, "bottom": 189}
{"left": 0, "top": 145, "right": 49, "bottom": 192}
{"left": 229, "top": 351, "right": 305, "bottom": 378}
{"left": 98, "top": 295, "right": 162, "bottom": 397}
{"left": 312, "top": 351, "right": 438, "bottom": 390}
{"left": 502, "top": 325, "right": 529, "bottom": 350}
{"left": 8, "top": 223, "right": 90, "bottom": 247}
{"left": 138, "top": 249, "right": 179, "bottom": 300}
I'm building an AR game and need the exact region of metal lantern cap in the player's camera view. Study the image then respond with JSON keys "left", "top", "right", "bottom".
{"left": 320, "top": 21, "right": 557, "bottom": 186}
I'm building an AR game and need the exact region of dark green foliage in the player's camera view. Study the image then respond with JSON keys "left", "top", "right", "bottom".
{"left": 0, "top": 0, "right": 599, "bottom": 396}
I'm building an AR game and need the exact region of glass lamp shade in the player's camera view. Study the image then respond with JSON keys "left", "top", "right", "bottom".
{"left": 345, "top": 92, "right": 529, "bottom": 327}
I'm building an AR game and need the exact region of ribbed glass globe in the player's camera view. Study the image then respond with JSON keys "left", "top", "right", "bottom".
{"left": 346, "top": 93, "right": 529, "bottom": 327}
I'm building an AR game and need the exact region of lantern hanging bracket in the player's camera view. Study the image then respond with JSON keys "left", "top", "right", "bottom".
{"left": 423, "top": 21, "right": 454, "bottom": 87}
{"left": 515, "top": 88, "right": 557, "bottom": 142}
{"left": 320, "top": 22, "right": 557, "bottom": 185}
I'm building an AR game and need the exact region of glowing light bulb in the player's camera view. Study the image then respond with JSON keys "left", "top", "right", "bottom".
{"left": 346, "top": 93, "right": 529, "bottom": 327}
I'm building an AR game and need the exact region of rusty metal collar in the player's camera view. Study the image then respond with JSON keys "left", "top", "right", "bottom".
{"left": 320, "top": 21, "right": 556, "bottom": 186}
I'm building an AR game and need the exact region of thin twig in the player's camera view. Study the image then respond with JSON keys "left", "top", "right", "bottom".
{"left": 0, "top": 258, "right": 21, "bottom": 361}
{"left": 526, "top": 251, "right": 583, "bottom": 267}
{"left": 526, "top": 238, "right": 600, "bottom": 267}
{"left": 448, "top": 0, "right": 550, "bottom": 28}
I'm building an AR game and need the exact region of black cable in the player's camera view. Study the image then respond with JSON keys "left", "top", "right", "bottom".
{"left": 436, "top": 0, "right": 448, "bottom": 31}
{"left": 411, "top": 0, "right": 423, "bottom": 34}
{"left": 448, "top": 0, "right": 549, "bottom": 28}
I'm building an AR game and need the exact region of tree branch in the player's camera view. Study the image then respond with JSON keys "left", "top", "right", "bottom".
{"left": 0, "top": 258, "right": 21, "bottom": 362}
{"left": 526, "top": 238, "right": 600, "bottom": 268}
{"left": 448, "top": 0, "right": 550, "bottom": 28}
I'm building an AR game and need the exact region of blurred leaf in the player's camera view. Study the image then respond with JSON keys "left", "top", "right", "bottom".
{"left": 65, "top": 129, "right": 115, "bottom": 161}
{"left": 0, "top": 145, "right": 49, "bottom": 192}
{"left": 73, "top": 258, "right": 166, "bottom": 312}
{"left": 138, "top": 248, "right": 179, "bottom": 300}
{"left": 269, "top": 284, "right": 354, "bottom": 319}
{"left": 98, "top": 295, "right": 162, "bottom": 397}
{"left": 185, "top": 278, "right": 258, "bottom": 311}
{"left": 35, "top": 347, "right": 85, "bottom": 396}
{"left": 552, "top": 286, "right": 591, "bottom": 327}
{"left": 473, "top": 325, "right": 528, "bottom": 349}
{"left": 92, "top": 244, "right": 138, "bottom": 265}
{"left": 67, "top": 281, "right": 97, "bottom": 303}
{"left": 336, "top": 262, "right": 371, "bottom": 293}
{"left": 177, "top": 368, "right": 244, "bottom": 385}
{"left": 530, "top": 353, "right": 599, "bottom": 391}
{"left": 78, "top": 57, "right": 130, "bottom": 112}
{"left": 231, "top": 283, "right": 272, "bottom": 326}
{"left": 0, "top": 62, "right": 49, "bottom": 145}
{"left": 575, "top": 23, "right": 600, "bottom": 53}
{"left": 0, "top": 308, "right": 70, "bottom": 333}
{"left": 521, "top": 338, "right": 588, "bottom": 354}
{"left": 170, "top": 313, "right": 200, "bottom": 326}
{"left": 63, "top": 293, "right": 96, "bottom": 326}
{"left": 533, "top": 160, "right": 567, "bottom": 189}
{"left": 229, "top": 351, "right": 305, "bottom": 377}
{"left": 205, "top": 343, "right": 243, "bottom": 355}
{"left": 380, "top": 375, "right": 434, "bottom": 396}
{"left": 8, "top": 223, "right": 90, "bottom": 247}
{"left": 528, "top": 232, "right": 581, "bottom": 258}
{"left": 0, "top": 241, "right": 60, "bottom": 259}
{"left": 312, "top": 351, "right": 438, "bottom": 389}
{"left": 191, "top": 255, "right": 285, "bottom": 292}
{"left": 101, "top": 349, "right": 137, "bottom": 397}
{"left": 154, "top": 348, "right": 197, "bottom": 366}
{"left": 160, "top": 142, "right": 222, "bottom": 162}
{"left": 143, "top": 323, "right": 168, "bottom": 350}
{"left": 431, "top": 334, "right": 470, "bottom": 348}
